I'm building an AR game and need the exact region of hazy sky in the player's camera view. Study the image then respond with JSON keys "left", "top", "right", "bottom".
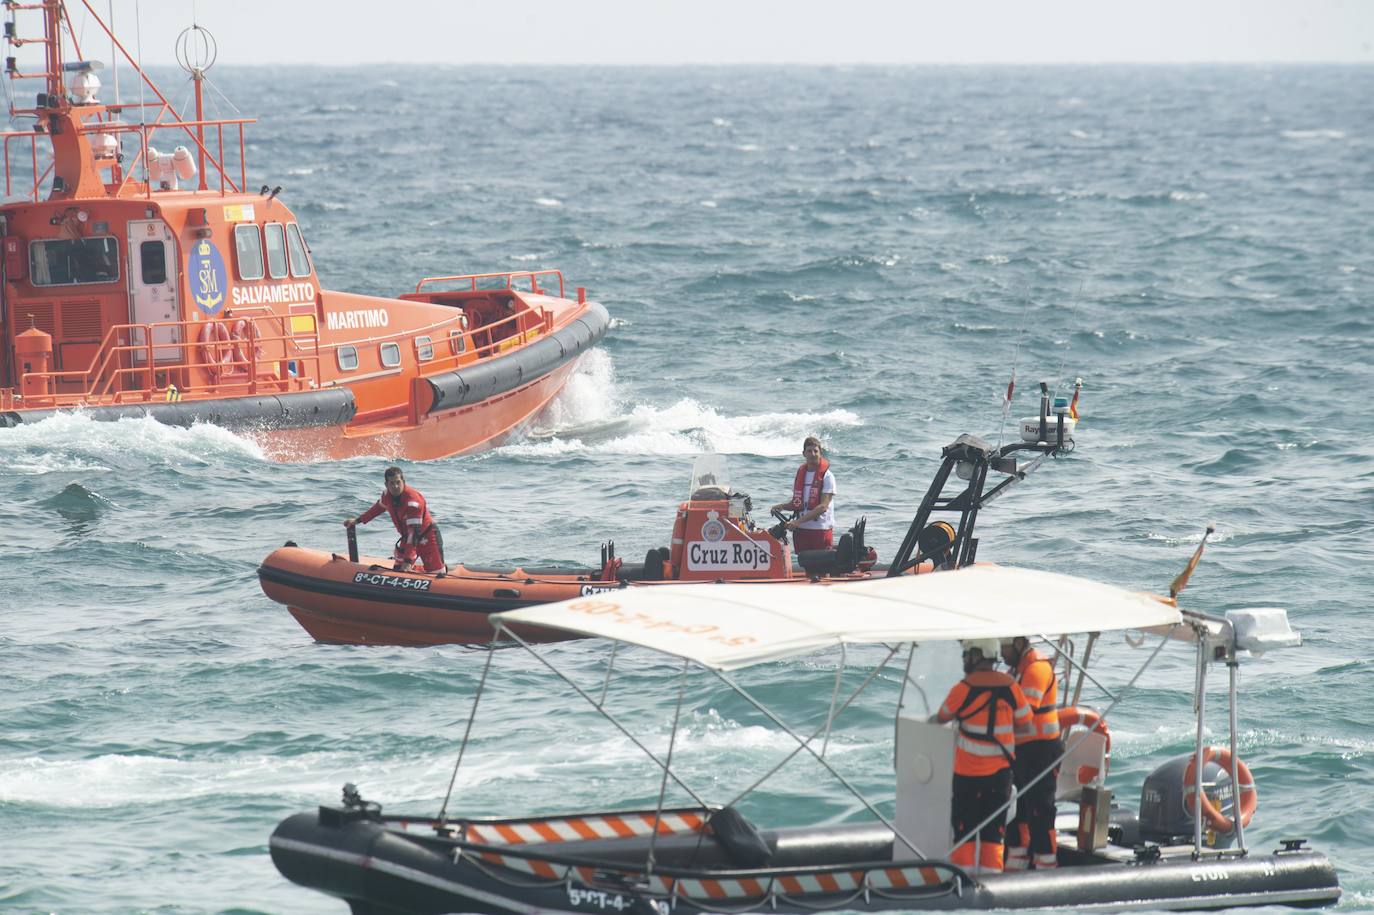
{"left": 56, "top": 0, "right": 1374, "bottom": 67}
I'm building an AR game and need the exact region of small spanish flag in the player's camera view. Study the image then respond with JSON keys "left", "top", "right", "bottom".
{"left": 1068, "top": 378, "right": 1082, "bottom": 421}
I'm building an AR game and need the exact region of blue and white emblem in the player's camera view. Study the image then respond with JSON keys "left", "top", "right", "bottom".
{"left": 188, "top": 239, "right": 228, "bottom": 316}
{"left": 701, "top": 511, "right": 726, "bottom": 543}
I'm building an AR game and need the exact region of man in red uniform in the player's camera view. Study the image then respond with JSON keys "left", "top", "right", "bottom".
{"left": 770, "top": 436, "right": 836, "bottom": 552}
{"left": 934, "top": 639, "right": 1034, "bottom": 874}
{"left": 344, "top": 466, "right": 444, "bottom": 573}
{"left": 1001, "top": 635, "right": 1064, "bottom": 870}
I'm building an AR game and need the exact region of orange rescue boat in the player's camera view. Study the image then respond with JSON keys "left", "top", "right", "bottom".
{"left": 261, "top": 418, "right": 1077, "bottom": 646}
{"left": 260, "top": 454, "right": 882, "bottom": 646}
{"left": 0, "top": 3, "right": 607, "bottom": 460}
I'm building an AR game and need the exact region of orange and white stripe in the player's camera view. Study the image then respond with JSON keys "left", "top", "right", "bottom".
{"left": 468, "top": 849, "right": 568, "bottom": 881}
{"left": 865, "top": 865, "right": 947, "bottom": 890}
{"left": 648, "top": 865, "right": 949, "bottom": 900}
{"left": 466, "top": 810, "right": 706, "bottom": 846}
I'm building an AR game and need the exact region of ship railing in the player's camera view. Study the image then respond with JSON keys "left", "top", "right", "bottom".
{"left": 4, "top": 314, "right": 322, "bottom": 408}
{"left": 414, "top": 269, "right": 566, "bottom": 300}
{"left": 314, "top": 304, "right": 553, "bottom": 377}
{"left": 1, "top": 113, "right": 253, "bottom": 201}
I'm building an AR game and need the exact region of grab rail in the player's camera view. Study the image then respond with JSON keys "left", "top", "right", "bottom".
{"left": 414, "top": 269, "right": 565, "bottom": 299}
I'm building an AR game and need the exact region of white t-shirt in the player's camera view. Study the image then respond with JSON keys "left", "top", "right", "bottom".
{"left": 797, "top": 468, "right": 836, "bottom": 531}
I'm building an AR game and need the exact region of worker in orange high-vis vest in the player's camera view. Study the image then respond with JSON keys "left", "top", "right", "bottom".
{"left": 1000, "top": 636, "right": 1064, "bottom": 871}
{"left": 934, "top": 639, "right": 1034, "bottom": 874}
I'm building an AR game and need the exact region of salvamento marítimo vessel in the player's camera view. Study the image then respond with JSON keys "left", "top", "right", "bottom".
{"left": 0, "top": 1, "right": 607, "bottom": 460}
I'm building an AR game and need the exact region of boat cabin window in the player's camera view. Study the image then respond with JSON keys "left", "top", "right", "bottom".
{"left": 286, "top": 223, "right": 311, "bottom": 278}
{"left": 449, "top": 329, "right": 466, "bottom": 354}
{"left": 263, "top": 223, "right": 288, "bottom": 279}
{"left": 139, "top": 240, "right": 167, "bottom": 285}
{"left": 234, "top": 224, "right": 264, "bottom": 280}
{"left": 337, "top": 345, "right": 358, "bottom": 371}
{"left": 28, "top": 236, "right": 120, "bottom": 286}
{"left": 415, "top": 336, "right": 434, "bottom": 362}
{"left": 379, "top": 342, "right": 401, "bottom": 368}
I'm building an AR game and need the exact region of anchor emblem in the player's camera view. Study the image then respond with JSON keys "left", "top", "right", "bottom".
{"left": 188, "top": 238, "right": 228, "bottom": 315}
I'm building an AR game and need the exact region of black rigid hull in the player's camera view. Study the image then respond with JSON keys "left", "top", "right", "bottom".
{"left": 270, "top": 808, "right": 1341, "bottom": 915}
{"left": 0, "top": 387, "right": 356, "bottom": 430}
{"left": 426, "top": 302, "right": 610, "bottom": 413}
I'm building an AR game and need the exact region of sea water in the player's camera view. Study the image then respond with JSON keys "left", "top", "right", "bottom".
{"left": 2, "top": 65, "right": 1372, "bottom": 912}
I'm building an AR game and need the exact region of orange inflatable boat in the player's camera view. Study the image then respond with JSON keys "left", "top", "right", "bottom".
{"left": 260, "top": 454, "right": 882, "bottom": 646}
{"left": 261, "top": 420, "right": 1077, "bottom": 646}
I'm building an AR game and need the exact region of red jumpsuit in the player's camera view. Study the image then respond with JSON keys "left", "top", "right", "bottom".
{"left": 357, "top": 485, "right": 444, "bottom": 572}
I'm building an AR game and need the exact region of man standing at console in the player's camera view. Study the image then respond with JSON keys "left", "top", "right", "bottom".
{"left": 772, "top": 436, "right": 835, "bottom": 551}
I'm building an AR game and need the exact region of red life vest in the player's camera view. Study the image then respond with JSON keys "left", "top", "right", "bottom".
{"left": 791, "top": 458, "right": 831, "bottom": 511}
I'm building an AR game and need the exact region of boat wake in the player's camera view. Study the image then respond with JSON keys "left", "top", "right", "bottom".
{"left": 0, "top": 413, "right": 266, "bottom": 474}
{"left": 516, "top": 350, "right": 861, "bottom": 457}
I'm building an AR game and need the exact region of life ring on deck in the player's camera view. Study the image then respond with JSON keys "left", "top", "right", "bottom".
{"left": 1183, "top": 746, "right": 1257, "bottom": 834}
{"left": 230, "top": 318, "right": 264, "bottom": 367}
{"left": 198, "top": 320, "right": 232, "bottom": 379}
{"left": 1057, "top": 706, "right": 1112, "bottom": 786}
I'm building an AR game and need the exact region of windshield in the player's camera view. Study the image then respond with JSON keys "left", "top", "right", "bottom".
{"left": 686, "top": 453, "right": 730, "bottom": 502}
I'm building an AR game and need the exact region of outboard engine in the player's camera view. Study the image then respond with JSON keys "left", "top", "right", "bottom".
{"left": 797, "top": 517, "right": 869, "bottom": 577}
{"left": 1138, "top": 752, "right": 1244, "bottom": 848}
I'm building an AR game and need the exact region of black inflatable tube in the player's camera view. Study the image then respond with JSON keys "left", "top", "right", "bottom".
{"left": 0, "top": 386, "right": 356, "bottom": 430}
{"left": 270, "top": 811, "right": 1342, "bottom": 914}
{"left": 426, "top": 302, "right": 610, "bottom": 414}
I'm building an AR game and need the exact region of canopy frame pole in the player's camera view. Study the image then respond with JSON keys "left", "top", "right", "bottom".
{"left": 952, "top": 626, "right": 1176, "bottom": 858}
{"left": 503, "top": 628, "right": 710, "bottom": 808}
{"left": 437, "top": 632, "right": 500, "bottom": 824}
{"left": 894, "top": 643, "right": 922, "bottom": 768}
{"left": 722, "top": 645, "right": 898, "bottom": 813}
{"left": 1070, "top": 631, "right": 1099, "bottom": 707}
{"left": 1192, "top": 624, "right": 1209, "bottom": 857}
{"left": 1227, "top": 651, "right": 1248, "bottom": 854}
{"left": 713, "top": 649, "right": 924, "bottom": 858}
{"left": 821, "top": 644, "right": 846, "bottom": 758}
{"left": 1042, "top": 632, "right": 1115, "bottom": 707}
{"left": 598, "top": 640, "right": 620, "bottom": 708}
{"left": 1055, "top": 634, "right": 1075, "bottom": 706}
{"left": 646, "top": 657, "right": 692, "bottom": 876}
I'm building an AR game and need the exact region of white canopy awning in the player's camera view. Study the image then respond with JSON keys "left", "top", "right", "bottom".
{"left": 492, "top": 565, "right": 1181, "bottom": 671}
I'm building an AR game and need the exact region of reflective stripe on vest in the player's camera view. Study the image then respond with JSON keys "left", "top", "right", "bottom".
{"left": 1018, "top": 651, "right": 1061, "bottom": 742}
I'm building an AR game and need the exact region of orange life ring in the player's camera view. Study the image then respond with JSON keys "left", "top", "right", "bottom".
{"left": 198, "top": 320, "right": 232, "bottom": 379}
{"left": 230, "top": 318, "right": 264, "bottom": 368}
{"left": 1057, "top": 706, "right": 1112, "bottom": 786}
{"left": 1183, "top": 746, "right": 1257, "bottom": 834}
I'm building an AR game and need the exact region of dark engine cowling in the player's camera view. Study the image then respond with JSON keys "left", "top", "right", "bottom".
{"left": 1139, "top": 752, "right": 1244, "bottom": 848}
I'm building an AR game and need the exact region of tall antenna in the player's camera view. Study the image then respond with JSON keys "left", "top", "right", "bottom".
{"left": 107, "top": 0, "right": 118, "bottom": 104}
{"left": 175, "top": 16, "right": 216, "bottom": 190}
